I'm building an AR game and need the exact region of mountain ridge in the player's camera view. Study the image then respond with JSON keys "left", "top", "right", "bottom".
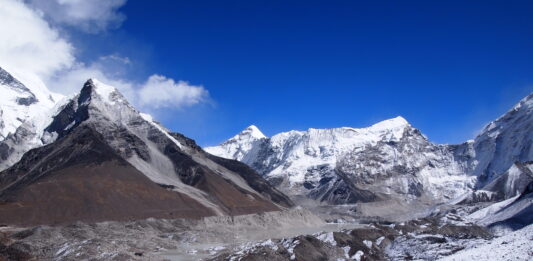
{"left": 206, "top": 93, "right": 533, "bottom": 206}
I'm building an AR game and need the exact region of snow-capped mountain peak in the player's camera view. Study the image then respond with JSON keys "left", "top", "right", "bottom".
{"left": 244, "top": 125, "right": 267, "bottom": 139}
{"left": 88, "top": 78, "right": 117, "bottom": 99}
{"left": 84, "top": 78, "right": 127, "bottom": 106}
{"left": 369, "top": 116, "right": 410, "bottom": 130}
{"left": 205, "top": 125, "right": 268, "bottom": 162}
{"left": 226, "top": 125, "right": 267, "bottom": 143}
{"left": 0, "top": 66, "right": 63, "bottom": 141}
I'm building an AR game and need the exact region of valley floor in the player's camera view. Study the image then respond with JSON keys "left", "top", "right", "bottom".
{"left": 0, "top": 206, "right": 531, "bottom": 260}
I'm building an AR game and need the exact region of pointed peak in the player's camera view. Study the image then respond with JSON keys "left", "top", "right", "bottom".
{"left": 245, "top": 124, "right": 261, "bottom": 132}
{"left": 234, "top": 125, "right": 266, "bottom": 139}
{"left": 84, "top": 78, "right": 117, "bottom": 95}
{"left": 371, "top": 116, "right": 410, "bottom": 130}
{"left": 240, "top": 125, "right": 266, "bottom": 139}
{"left": 80, "top": 78, "right": 123, "bottom": 105}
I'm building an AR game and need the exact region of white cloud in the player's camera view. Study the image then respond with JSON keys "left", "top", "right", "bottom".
{"left": 27, "top": 0, "right": 127, "bottom": 33}
{"left": 0, "top": 0, "right": 74, "bottom": 80}
{"left": 139, "top": 75, "right": 209, "bottom": 109}
{"left": 0, "top": 0, "right": 209, "bottom": 111}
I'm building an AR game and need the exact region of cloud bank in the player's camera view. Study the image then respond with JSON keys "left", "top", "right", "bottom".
{"left": 0, "top": 0, "right": 208, "bottom": 111}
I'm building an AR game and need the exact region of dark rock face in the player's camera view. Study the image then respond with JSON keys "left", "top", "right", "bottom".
{"left": 292, "top": 236, "right": 329, "bottom": 261}
{"left": 15, "top": 96, "right": 38, "bottom": 106}
{"left": 0, "top": 126, "right": 216, "bottom": 226}
{"left": 0, "top": 144, "right": 8, "bottom": 162}
{"left": 310, "top": 175, "right": 377, "bottom": 204}
{"left": 0, "top": 242, "right": 33, "bottom": 261}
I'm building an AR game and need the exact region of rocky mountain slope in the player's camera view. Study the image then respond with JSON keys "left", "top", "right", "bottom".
{"left": 0, "top": 77, "right": 293, "bottom": 226}
{"left": 0, "top": 125, "right": 215, "bottom": 226}
{"left": 206, "top": 93, "right": 533, "bottom": 206}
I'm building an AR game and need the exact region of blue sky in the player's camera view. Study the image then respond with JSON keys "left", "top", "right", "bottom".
{"left": 18, "top": 0, "right": 533, "bottom": 146}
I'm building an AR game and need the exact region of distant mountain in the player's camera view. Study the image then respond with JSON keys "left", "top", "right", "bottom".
{"left": 206, "top": 93, "right": 533, "bottom": 205}
{"left": 0, "top": 78, "right": 292, "bottom": 226}
{"left": 0, "top": 66, "right": 63, "bottom": 141}
{"left": 206, "top": 117, "right": 472, "bottom": 204}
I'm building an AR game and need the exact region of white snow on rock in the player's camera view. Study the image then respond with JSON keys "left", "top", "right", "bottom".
{"left": 206, "top": 116, "right": 412, "bottom": 187}
{"left": 315, "top": 231, "right": 337, "bottom": 246}
{"left": 0, "top": 66, "right": 63, "bottom": 141}
{"left": 352, "top": 250, "right": 364, "bottom": 261}
{"left": 438, "top": 224, "right": 533, "bottom": 261}
{"left": 205, "top": 125, "right": 267, "bottom": 162}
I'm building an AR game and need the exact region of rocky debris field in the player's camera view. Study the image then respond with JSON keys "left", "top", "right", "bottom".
{"left": 0, "top": 203, "right": 531, "bottom": 261}
{"left": 208, "top": 216, "right": 493, "bottom": 261}
{"left": 0, "top": 209, "right": 327, "bottom": 261}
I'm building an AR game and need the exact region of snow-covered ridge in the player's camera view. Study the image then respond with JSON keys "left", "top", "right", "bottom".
{"left": 479, "top": 92, "right": 533, "bottom": 135}
{"left": 205, "top": 116, "right": 411, "bottom": 163}
{"left": 205, "top": 115, "right": 418, "bottom": 199}
{"left": 205, "top": 93, "right": 533, "bottom": 204}
{"left": 0, "top": 66, "right": 63, "bottom": 140}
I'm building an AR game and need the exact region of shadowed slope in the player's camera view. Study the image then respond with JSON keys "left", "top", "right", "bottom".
{"left": 0, "top": 126, "right": 215, "bottom": 226}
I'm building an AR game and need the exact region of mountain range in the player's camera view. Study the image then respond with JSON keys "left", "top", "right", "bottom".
{"left": 206, "top": 93, "right": 533, "bottom": 209}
